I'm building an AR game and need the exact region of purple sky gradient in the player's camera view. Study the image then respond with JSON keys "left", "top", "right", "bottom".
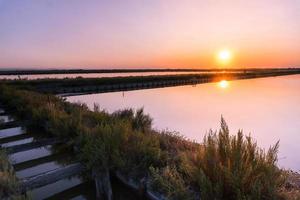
{"left": 0, "top": 0, "right": 299, "bottom": 69}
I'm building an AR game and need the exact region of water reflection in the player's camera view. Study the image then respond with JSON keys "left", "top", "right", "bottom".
{"left": 218, "top": 80, "right": 229, "bottom": 89}
{"left": 67, "top": 75, "right": 300, "bottom": 170}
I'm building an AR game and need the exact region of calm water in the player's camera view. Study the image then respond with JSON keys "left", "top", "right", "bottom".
{"left": 0, "top": 72, "right": 203, "bottom": 80}
{"left": 67, "top": 75, "right": 300, "bottom": 171}
{"left": 0, "top": 71, "right": 239, "bottom": 80}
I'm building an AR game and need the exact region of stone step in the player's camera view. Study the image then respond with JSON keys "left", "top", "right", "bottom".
{"left": 45, "top": 181, "right": 95, "bottom": 200}
{"left": 6, "top": 138, "right": 64, "bottom": 154}
{"left": 16, "top": 159, "right": 73, "bottom": 179}
{"left": 0, "top": 127, "right": 25, "bottom": 139}
{"left": 1, "top": 137, "right": 34, "bottom": 148}
{"left": 0, "top": 112, "right": 8, "bottom": 116}
{"left": 20, "top": 163, "right": 85, "bottom": 192}
{"left": 0, "top": 115, "right": 14, "bottom": 123}
{"left": 0, "top": 121, "right": 21, "bottom": 129}
{"left": 14, "top": 153, "right": 69, "bottom": 171}
{"left": 9, "top": 145, "right": 53, "bottom": 164}
{"left": 0, "top": 133, "right": 31, "bottom": 144}
{"left": 29, "top": 176, "right": 84, "bottom": 200}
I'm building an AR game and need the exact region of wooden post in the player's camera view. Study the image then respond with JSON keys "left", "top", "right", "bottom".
{"left": 93, "top": 168, "right": 112, "bottom": 200}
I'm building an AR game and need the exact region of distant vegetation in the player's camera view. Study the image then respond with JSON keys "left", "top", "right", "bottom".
{"left": 0, "top": 68, "right": 212, "bottom": 75}
{"left": 1, "top": 68, "right": 300, "bottom": 95}
{"left": 0, "top": 84, "right": 297, "bottom": 199}
{"left": 1, "top": 68, "right": 299, "bottom": 75}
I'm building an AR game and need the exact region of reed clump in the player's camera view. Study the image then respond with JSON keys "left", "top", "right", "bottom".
{"left": 193, "top": 118, "right": 284, "bottom": 199}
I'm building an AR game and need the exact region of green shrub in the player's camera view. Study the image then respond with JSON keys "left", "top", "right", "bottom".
{"left": 149, "top": 166, "right": 194, "bottom": 200}
{"left": 120, "top": 130, "right": 161, "bottom": 177}
{"left": 79, "top": 122, "right": 126, "bottom": 171}
{"left": 113, "top": 108, "right": 153, "bottom": 132}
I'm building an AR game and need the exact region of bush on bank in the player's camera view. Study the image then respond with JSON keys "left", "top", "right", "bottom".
{"left": 0, "top": 84, "right": 289, "bottom": 199}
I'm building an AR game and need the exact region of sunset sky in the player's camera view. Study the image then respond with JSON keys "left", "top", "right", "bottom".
{"left": 0, "top": 0, "right": 299, "bottom": 69}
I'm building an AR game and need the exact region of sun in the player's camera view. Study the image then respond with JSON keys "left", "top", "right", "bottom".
{"left": 219, "top": 50, "right": 231, "bottom": 60}
{"left": 217, "top": 49, "right": 232, "bottom": 65}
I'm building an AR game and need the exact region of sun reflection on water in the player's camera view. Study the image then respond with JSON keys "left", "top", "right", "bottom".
{"left": 218, "top": 80, "right": 229, "bottom": 89}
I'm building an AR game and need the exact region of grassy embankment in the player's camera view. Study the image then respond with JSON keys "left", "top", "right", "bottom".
{"left": 1, "top": 68, "right": 300, "bottom": 95}
{"left": 0, "top": 84, "right": 297, "bottom": 200}
{"left": 1, "top": 68, "right": 297, "bottom": 75}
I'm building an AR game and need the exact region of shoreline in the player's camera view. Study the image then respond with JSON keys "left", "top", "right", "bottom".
{"left": 1, "top": 68, "right": 299, "bottom": 75}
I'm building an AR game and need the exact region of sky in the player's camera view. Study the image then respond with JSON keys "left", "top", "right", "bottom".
{"left": 0, "top": 0, "right": 299, "bottom": 69}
